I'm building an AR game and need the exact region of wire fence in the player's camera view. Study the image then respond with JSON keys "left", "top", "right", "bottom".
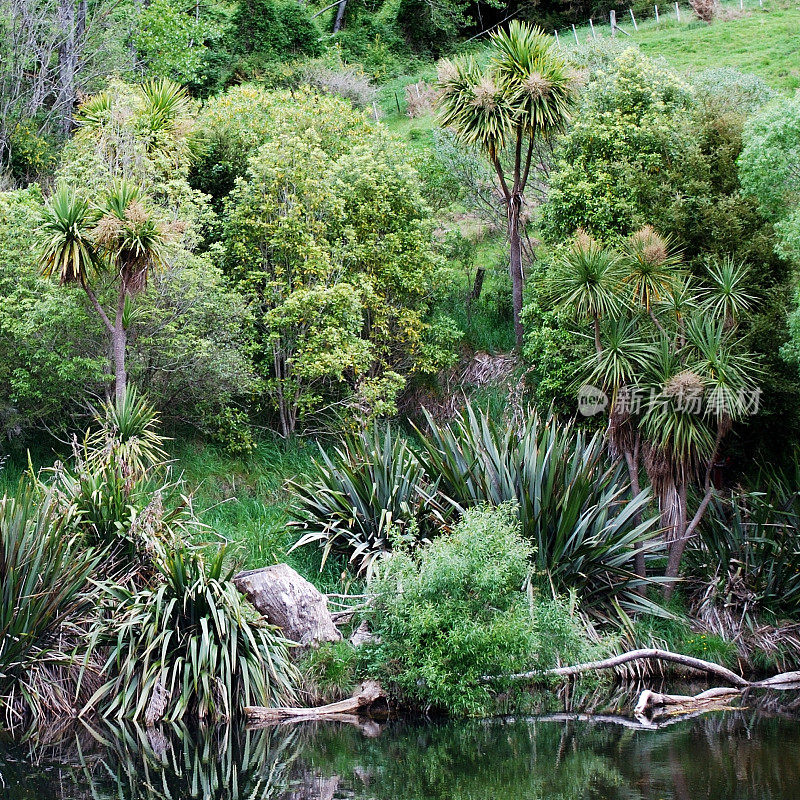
{"left": 553, "top": 0, "right": 769, "bottom": 45}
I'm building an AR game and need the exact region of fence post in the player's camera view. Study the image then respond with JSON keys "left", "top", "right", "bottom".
{"left": 373, "top": 101, "right": 379, "bottom": 123}
{"left": 610, "top": 9, "right": 617, "bottom": 35}
{"left": 630, "top": 7, "right": 639, "bottom": 28}
{"left": 655, "top": 4, "right": 659, "bottom": 21}
{"left": 589, "top": 17, "right": 596, "bottom": 37}
{"left": 675, "top": 1, "right": 680, "bottom": 18}
{"left": 572, "top": 23, "right": 579, "bottom": 43}
{"left": 554, "top": 29, "right": 560, "bottom": 45}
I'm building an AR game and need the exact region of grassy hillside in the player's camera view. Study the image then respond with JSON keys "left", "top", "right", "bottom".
{"left": 561, "top": 0, "right": 800, "bottom": 92}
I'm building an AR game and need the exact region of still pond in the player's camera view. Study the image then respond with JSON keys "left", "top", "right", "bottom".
{"left": 2, "top": 691, "right": 799, "bottom": 799}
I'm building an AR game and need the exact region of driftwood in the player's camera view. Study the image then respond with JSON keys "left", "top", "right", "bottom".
{"left": 634, "top": 686, "right": 742, "bottom": 718}
{"left": 245, "top": 680, "right": 387, "bottom": 727}
{"left": 484, "top": 647, "right": 800, "bottom": 723}
{"left": 489, "top": 648, "right": 752, "bottom": 686}
{"left": 233, "top": 564, "right": 341, "bottom": 648}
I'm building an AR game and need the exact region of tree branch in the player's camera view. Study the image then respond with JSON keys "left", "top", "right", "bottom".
{"left": 483, "top": 648, "right": 751, "bottom": 686}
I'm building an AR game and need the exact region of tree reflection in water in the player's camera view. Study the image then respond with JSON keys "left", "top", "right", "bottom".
{"left": 2, "top": 692, "right": 800, "bottom": 800}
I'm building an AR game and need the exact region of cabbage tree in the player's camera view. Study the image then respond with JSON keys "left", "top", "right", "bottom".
{"left": 437, "top": 21, "right": 573, "bottom": 349}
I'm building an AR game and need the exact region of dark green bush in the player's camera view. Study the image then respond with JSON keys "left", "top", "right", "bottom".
{"left": 229, "top": 0, "right": 322, "bottom": 61}
{"left": 687, "top": 467, "right": 800, "bottom": 619}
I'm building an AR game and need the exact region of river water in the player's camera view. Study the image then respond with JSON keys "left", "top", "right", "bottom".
{"left": 2, "top": 693, "right": 800, "bottom": 799}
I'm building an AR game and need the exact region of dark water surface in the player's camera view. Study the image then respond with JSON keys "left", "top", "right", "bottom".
{"left": 2, "top": 695, "right": 800, "bottom": 799}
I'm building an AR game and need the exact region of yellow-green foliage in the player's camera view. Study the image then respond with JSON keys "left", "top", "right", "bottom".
{"left": 220, "top": 87, "right": 458, "bottom": 433}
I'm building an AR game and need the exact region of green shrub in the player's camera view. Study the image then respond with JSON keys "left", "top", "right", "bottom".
{"left": 229, "top": 0, "right": 321, "bottom": 63}
{"left": 361, "top": 504, "right": 597, "bottom": 715}
{"left": 8, "top": 121, "right": 56, "bottom": 184}
{"left": 94, "top": 546, "right": 300, "bottom": 722}
{"left": 415, "top": 406, "right": 661, "bottom": 617}
{"left": 301, "top": 640, "right": 358, "bottom": 703}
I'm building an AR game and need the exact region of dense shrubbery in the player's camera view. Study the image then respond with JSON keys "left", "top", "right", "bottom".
{"left": 96, "top": 546, "right": 299, "bottom": 722}
{"left": 360, "top": 505, "right": 599, "bottom": 715}
{"left": 290, "top": 405, "right": 659, "bottom": 616}
{"left": 220, "top": 88, "right": 458, "bottom": 434}
{"left": 0, "top": 483, "right": 103, "bottom": 729}
{"left": 538, "top": 43, "right": 797, "bottom": 462}
{"left": 0, "top": 391, "right": 302, "bottom": 733}
{"left": 2, "top": 0, "right": 800, "bottom": 739}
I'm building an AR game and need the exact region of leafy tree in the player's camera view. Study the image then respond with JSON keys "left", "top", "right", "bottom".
{"left": 132, "top": 0, "right": 227, "bottom": 89}
{"left": 0, "top": 187, "right": 105, "bottom": 438}
{"left": 222, "top": 97, "right": 457, "bottom": 435}
{"left": 540, "top": 45, "right": 797, "bottom": 462}
{"left": 437, "top": 21, "right": 573, "bottom": 349}
{"left": 0, "top": 183, "right": 255, "bottom": 444}
{"left": 38, "top": 183, "right": 171, "bottom": 403}
{"left": 542, "top": 47, "right": 693, "bottom": 242}
{"left": 228, "top": 0, "right": 321, "bottom": 67}
{"left": 193, "top": 84, "right": 372, "bottom": 205}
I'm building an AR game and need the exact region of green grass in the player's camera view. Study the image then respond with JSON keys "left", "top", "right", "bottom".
{"left": 560, "top": 0, "right": 800, "bottom": 92}
{"left": 171, "top": 436, "right": 352, "bottom": 590}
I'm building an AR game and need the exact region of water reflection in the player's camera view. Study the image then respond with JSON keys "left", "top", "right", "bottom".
{"left": 2, "top": 692, "right": 800, "bottom": 800}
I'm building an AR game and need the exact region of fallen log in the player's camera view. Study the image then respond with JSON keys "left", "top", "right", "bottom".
{"left": 245, "top": 680, "right": 386, "bottom": 726}
{"left": 486, "top": 648, "right": 750, "bottom": 686}
{"left": 483, "top": 648, "right": 800, "bottom": 722}
{"left": 634, "top": 686, "right": 741, "bottom": 718}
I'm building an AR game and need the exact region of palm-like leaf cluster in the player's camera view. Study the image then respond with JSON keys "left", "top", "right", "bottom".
{"left": 93, "top": 181, "right": 168, "bottom": 295}
{"left": 76, "top": 76, "right": 196, "bottom": 166}
{"left": 38, "top": 186, "right": 101, "bottom": 286}
{"left": 85, "top": 386, "right": 169, "bottom": 476}
{"left": 46, "top": 388, "right": 183, "bottom": 574}
{"left": 701, "top": 254, "right": 755, "bottom": 324}
{"left": 437, "top": 21, "right": 572, "bottom": 158}
{"left": 0, "top": 483, "right": 103, "bottom": 731}
{"left": 491, "top": 21, "right": 573, "bottom": 137}
{"left": 547, "top": 233, "right": 624, "bottom": 332}
{"left": 93, "top": 547, "right": 299, "bottom": 723}
{"left": 437, "top": 57, "right": 513, "bottom": 157}
{"left": 288, "top": 426, "right": 435, "bottom": 577}
{"left": 548, "top": 226, "right": 762, "bottom": 586}
{"left": 289, "top": 406, "right": 661, "bottom": 616}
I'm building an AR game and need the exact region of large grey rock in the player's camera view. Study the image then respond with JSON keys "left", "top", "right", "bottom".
{"left": 233, "top": 563, "right": 341, "bottom": 647}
